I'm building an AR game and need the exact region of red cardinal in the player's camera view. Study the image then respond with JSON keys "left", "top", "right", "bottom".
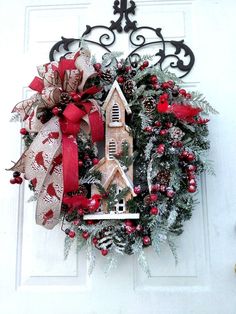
{"left": 87, "top": 194, "right": 102, "bottom": 212}
{"left": 170, "top": 104, "right": 202, "bottom": 123}
{"left": 35, "top": 151, "right": 47, "bottom": 171}
{"left": 42, "top": 132, "right": 60, "bottom": 144}
{"left": 63, "top": 194, "right": 102, "bottom": 212}
{"left": 42, "top": 209, "right": 54, "bottom": 225}
{"left": 49, "top": 153, "right": 62, "bottom": 175}
{"left": 46, "top": 183, "right": 60, "bottom": 200}
{"left": 31, "top": 177, "right": 37, "bottom": 188}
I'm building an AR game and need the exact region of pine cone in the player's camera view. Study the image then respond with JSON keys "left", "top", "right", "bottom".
{"left": 59, "top": 92, "right": 71, "bottom": 105}
{"left": 156, "top": 169, "right": 171, "bottom": 185}
{"left": 101, "top": 70, "right": 113, "bottom": 83}
{"left": 123, "top": 79, "right": 136, "bottom": 96}
{"left": 142, "top": 96, "right": 156, "bottom": 113}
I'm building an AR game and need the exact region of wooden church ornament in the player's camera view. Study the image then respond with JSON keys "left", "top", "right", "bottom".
{"left": 84, "top": 81, "right": 140, "bottom": 220}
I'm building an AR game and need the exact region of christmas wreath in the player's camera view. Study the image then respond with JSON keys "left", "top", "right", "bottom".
{"left": 8, "top": 48, "right": 217, "bottom": 274}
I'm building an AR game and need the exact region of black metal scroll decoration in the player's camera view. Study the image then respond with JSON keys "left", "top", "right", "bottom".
{"left": 49, "top": 0, "right": 195, "bottom": 78}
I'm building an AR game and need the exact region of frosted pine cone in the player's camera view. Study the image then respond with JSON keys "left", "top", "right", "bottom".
{"left": 123, "top": 79, "right": 136, "bottom": 96}
{"left": 142, "top": 96, "right": 156, "bottom": 113}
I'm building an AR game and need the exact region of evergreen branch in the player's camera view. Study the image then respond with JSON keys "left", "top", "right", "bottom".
{"left": 190, "top": 91, "right": 219, "bottom": 115}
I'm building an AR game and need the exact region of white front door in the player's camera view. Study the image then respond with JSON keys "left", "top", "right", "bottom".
{"left": 1, "top": 0, "right": 236, "bottom": 313}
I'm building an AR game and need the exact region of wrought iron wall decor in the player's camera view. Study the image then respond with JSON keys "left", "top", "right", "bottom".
{"left": 49, "top": 0, "right": 195, "bottom": 78}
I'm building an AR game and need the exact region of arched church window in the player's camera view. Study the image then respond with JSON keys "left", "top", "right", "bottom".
{"left": 111, "top": 103, "right": 120, "bottom": 122}
{"left": 108, "top": 139, "right": 116, "bottom": 159}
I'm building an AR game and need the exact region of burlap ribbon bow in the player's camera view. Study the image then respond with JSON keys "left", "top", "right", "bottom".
{"left": 9, "top": 49, "right": 104, "bottom": 229}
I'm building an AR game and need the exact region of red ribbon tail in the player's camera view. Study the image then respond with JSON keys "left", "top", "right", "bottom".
{"left": 29, "top": 76, "right": 44, "bottom": 93}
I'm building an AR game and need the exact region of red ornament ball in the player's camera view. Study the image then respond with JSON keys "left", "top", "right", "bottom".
{"left": 117, "top": 76, "right": 124, "bottom": 83}
{"left": 134, "top": 185, "right": 141, "bottom": 195}
{"left": 155, "top": 121, "right": 162, "bottom": 127}
{"left": 150, "top": 75, "right": 158, "bottom": 83}
{"left": 92, "top": 158, "right": 99, "bottom": 165}
{"left": 143, "top": 60, "right": 149, "bottom": 68}
{"left": 52, "top": 107, "right": 61, "bottom": 116}
{"left": 188, "top": 185, "right": 196, "bottom": 193}
{"left": 101, "top": 249, "right": 109, "bottom": 256}
{"left": 188, "top": 165, "right": 197, "bottom": 172}
{"left": 151, "top": 184, "right": 160, "bottom": 193}
{"left": 82, "top": 231, "right": 90, "bottom": 240}
{"left": 15, "top": 176, "right": 23, "bottom": 184}
{"left": 156, "top": 144, "right": 165, "bottom": 155}
{"left": 150, "top": 207, "right": 159, "bottom": 215}
{"left": 187, "top": 153, "right": 195, "bottom": 161}
{"left": 179, "top": 89, "right": 187, "bottom": 96}
{"left": 10, "top": 178, "right": 16, "bottom": 184}
{"left": 144, "top": 126, "right": 153, "bottom": 133}
{"left": 149, "top": 194, "right": 158, "bottom": 202}
{"left": 78, "top": 160, "right": 83, "bottom": 167}
{"left": 159, "top": 129, "right": 168, "bottom": 136}
{"left": 93, "top": 63, "right": 102, "bottom": 71}
{"left": 69, "top": 230, "right": 76, "bottom": 238}
{"left": 20, "top": 128, "right": 28, "bottom": 135}
{"left": 189, "top": 179, "right": 196, "bottom": 186}
{"left": 143, "top": 236, "right": 151, "bottom": 246}
{"left": 92, "top": 237, "right": 98, "bottom": 245}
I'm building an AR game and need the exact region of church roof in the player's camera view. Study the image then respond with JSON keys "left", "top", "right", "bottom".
{"left": 103, "top": 80, "right": 132, "bottom": 114}
{"left": 90, "top": 158, "right": 135, "bottom": 196}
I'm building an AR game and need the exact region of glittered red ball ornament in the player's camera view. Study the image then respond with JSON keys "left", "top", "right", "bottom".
{"left": 92, "top": 158, "right": 99, "bottom": 165}
{"left": 78, "top": 160, "right": 83, "bottom": 167}
{"left": 150, "top": 207, "right": 159, "bottom": 215}
{"left": 188, "top": 172, "right": 196, "bottom": 180}
{"left": 155, "top": 121, "right": 162, "bottom": 127}
{"left": 52, "top": 107, "right": 61, "bottom": 116}
{"left": 20, "top": 128, "right": 28, "bottom": 135}
{"left": 149, "top": 194, "right": 158, "bottom": 202}
{"left": 151, "top": 184, "right": 160, "bottom": 193}
{"left": 93, "top": 63, "right": 102, "bottom": 71}
{"left": 162, "top": 82, "right": 170, "bottom": 89}
{"left": 188, "top": 165, "right": 197, "bottom": 172}
{"left": 159, "top": 129, "right": 168, "bottom": 136}
{"left": 117, "top": 76, "right": 124, "bottom": 83}
{"left": 165, "top": 122, "right": 173, "bottom": 128}
{"left": 188, "top": 185, "right": 196, "bottom": 193}
{"left": 186, "top": 93, "right": 192, "bottom": 99}
{"left": 153, "top": 84, "right": 160, "bottom": 90}
{"left": 143, "top": 236, "right": 151, "bottom": 246}
{"left": 140, "top": 66, "right": 144, "bottom": 71}
{"left": 179, "top": 89, "right": 187, "bottom": 96}
{"left": 10, "top": 178, "right": 16, "bottom": 184}
{"left": 69, "top": 230, "right": 76, "bottom": 238}
{"left": 134, "top": 186, "right": 141, "bottom": 194}
{"left": 143, "top": 60, "right": 149, "bottom": 67}
{"left": 92, "top": 237, "right": 98, "bottom": 245}
{"left": 101, "top": 249, "right": 109, "bottom": 256}
{"left": 144, "top": 126, "right": 153, "bottom": 133}
{"left": 125, "top": 220, "right": 133, "bottom": 227}
{"left": 150, "top": 75, "right": 158, "bottom": 83}
{"left": 15, "top": 176, "right": 23, "bottom": 184}
{"left": 181, "top": 150, "right": 189, "bottom": 158}
{"left": 187, "top": 153, "right": 195, "bottom": 161}
{"left": 156, "top": 144, "right": 165, "bottom": 154}
{"left": 177, "top": 141, "right": 183, "bottom": 148}
{"left": 189, "top": 179, "right": 196, "bottom": 186}
{"left": 126, "top": 226, "right": 136, "bottom": 234}
{"left": 82, "top": 231, "right": 90, "bottom": 239}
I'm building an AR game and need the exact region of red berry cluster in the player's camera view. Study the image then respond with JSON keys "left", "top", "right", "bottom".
{"left": 10, "top": 171, "right": 23, "bottom": 185}
{"left": 179, "top": 150, "right": 197, "bottom": 193}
